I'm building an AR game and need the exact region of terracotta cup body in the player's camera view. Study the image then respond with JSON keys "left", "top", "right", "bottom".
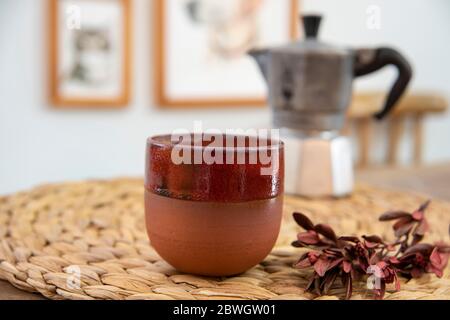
{"left": 145, "top": 134, "right": 284, "bottom": 276}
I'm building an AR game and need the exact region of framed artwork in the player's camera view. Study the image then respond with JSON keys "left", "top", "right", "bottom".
{"left": 49, "top": 0, "right": 131, "bottom": 108}
{"left": 154, "top": 0, "right": 299, "bottom": 108}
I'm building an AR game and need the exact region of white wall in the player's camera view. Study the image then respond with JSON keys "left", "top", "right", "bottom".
{"left": 1, "top": 0, "right": 449, "bottom": 195}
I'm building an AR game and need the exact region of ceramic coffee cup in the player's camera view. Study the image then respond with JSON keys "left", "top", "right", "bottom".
{"left": 144, "top": 133, "right": 284, "bottom": 276}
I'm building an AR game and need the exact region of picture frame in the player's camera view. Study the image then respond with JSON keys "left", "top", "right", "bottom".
{"left": 49, "top": 0, "right": 132, "bottom": 108}
{"left": 154, "top": 0, "right": 300, "bottom": 108}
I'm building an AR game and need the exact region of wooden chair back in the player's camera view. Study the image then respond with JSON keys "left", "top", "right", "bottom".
{"left": 345, "top": 92, "right": 448, "bottom": 168}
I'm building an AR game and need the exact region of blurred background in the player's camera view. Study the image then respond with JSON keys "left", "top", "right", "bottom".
{"left": 1, "top": 0, "right": 449, "bottom": 195}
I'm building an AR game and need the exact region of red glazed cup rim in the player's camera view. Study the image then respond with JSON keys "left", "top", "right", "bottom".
{"left": 145, "top": 133, "right": 285, "bottom": 202}
{"left": 147, "top": 133, "right": 284, "bottom": 152}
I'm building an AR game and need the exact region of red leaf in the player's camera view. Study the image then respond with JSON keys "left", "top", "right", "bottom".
{"left": 350, "top": 268, "right": 361, "bottom": 281}
{"left": 343, "top": 273, "right": 353, "bottom": 300}
{"left": 364, "top": 241, "right": 379, "bottom": 249}
{"left": 403, "top": 243, "right": 434, "bottom": 255}
{"left": 389, "top": 256, "right": 400, "bottom": 264}
{"left": 362, "top": 235, "right": 383, "bottom": 244}
{"left": 314, "top": 277, "right": 321, "bottom": 296}
{"left": 410, "top": 267, "right": 423, "bottom": 278}
{"left": 308, "top": 252, "right": 320, "bottom": 264}
{"left": 297, "top": 231, "right": 320, "bottom": 245}
{"left": 338, "top": 236, "right": 360, "bottom": 243}
{"left": 412, "top": 210, "right": 424, "bottom": 221}
{"left": 413, "top": 219, "right": 429, "bottom": 236}
{"left": 328, "top": 258, "right": 344, "bottom": 270}
{"left": 295, "top": 256, "right": 312, "bottom": 268}
{"left": 393, "top": 216, "right": 413, "bottom": 228}
{"left": 293, "top": 212, "right": 315, "bottom": 230}
{"left": 376, "top": 260, "right": 387, "bottom": 270}
{"left": 411, "top": 234, "right": 424, "bottom": 246}
{"left": 324, "top": 248, "right": 342, "bottom": 257}
{"left": 394, "top": 273, "right": 401, "bottom": 291}
{"left": 393, "top": 219, "right": 414, "bottom": 237}
{"left": 369, "top": 251, "right": 381, "bottom": 265}
{"left": 314, "top": 224, "right": 337, "bottom": 242}
{"left": 291, "top": 240, "right": 302, "bottom": 248}
{"left": 305, "top": 274, "right": 316, "bottom": 291}
{"left": 314, "top": 257, "right": 331, "bottom": 277}
{"left": 418, "top": 199, "right": 431, "bottom": 212}
{"left": 430, "top": 247, "right": 448, "bottom": 270}
{"left": 322, "top": 269, "right": 339, "bottom": 294}
{"left": 428, "top": 264, "right": 444, "bottom": 278}
{"left": 379, "top": 211, "right": 411, "bottom": 221}
{"left": 342, "top": 260, "right": 352, "bottom": 273}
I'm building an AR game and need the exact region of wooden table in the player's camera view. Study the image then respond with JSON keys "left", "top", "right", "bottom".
{"left": 2, "top": 162, "right": 450, "bottom": 300}
{"left": 356, "top": 162, "right": 450, "bottom": 200}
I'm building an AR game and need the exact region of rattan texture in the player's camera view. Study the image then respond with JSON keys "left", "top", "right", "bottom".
{"left": 0, "top": 178, "right": 448, "bottom": 300}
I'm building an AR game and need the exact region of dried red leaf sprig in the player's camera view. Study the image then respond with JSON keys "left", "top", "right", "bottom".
{"left": 291, "top": 201, "right": 450, "bottom": 299}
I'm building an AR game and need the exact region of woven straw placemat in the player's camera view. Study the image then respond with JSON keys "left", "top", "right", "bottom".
{"left": 0, "top": 178, "right": 448, "bottom": 300}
